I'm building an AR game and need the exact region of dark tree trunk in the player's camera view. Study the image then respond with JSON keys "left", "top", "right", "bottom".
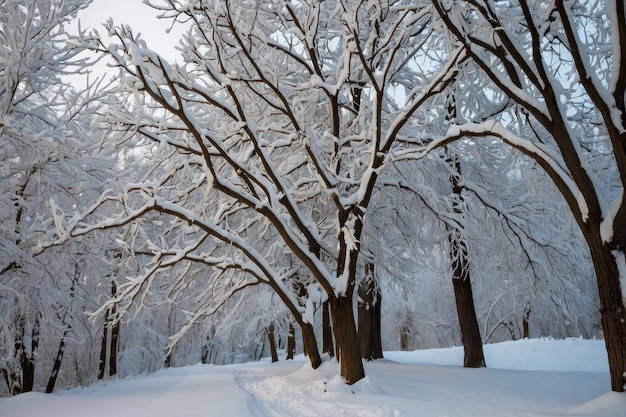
{"left": 46, "top": 329, "right": 69, "bottom": 393}
{"left": 286, "top": 323, "right": 296, "bottom": 360}
{"left": 523, "top": 305, "right": 531, "bottom": 339}
{"left": 447, "top": 152, "right": 486, "bottom": 368}
{"left": 322, "top": 301, "right": 334, "bottom": 358}
{"left": 301, "top": 322, "right": 321, "bottom": 368}
{"left": 109, "top": 282, "right": 119, "bottom": 377}
{"left": 20, "top": 316, "right": 39, "bottom": 393}
{"left": 267, "top": 323, "right": 279, "bottom": 363}
{"left": 585, "top": 231, "right": 626, "bottom": 392}
{"left": 98, "top": 281, "right": 120, "bottom": 380}
{"left": 358, "top": 263, "right": 383, "bottom": 360}
{"left": 330, "top": 296, "right": 365, "bottom": 385}
{"left": 47, "top": 267, "right": 77, "bottom": 393}
{"left": 452, "top": 273, "right": 486, "bottom": 367}
{"left": 109, "top": 322, "right": 119, "bottom": 377}
{"left": 97, "top": 309, "right": 109, "bottom": 381}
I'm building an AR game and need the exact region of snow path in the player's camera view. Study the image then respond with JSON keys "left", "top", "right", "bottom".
{"left": 234, "top": 357, "right": 612, "bottom": 417}
{"left": 1, "top": 367, "right": 256, "bottom": 417}
{"left": 235, "top": 362, "right": 401, "bottom": 417}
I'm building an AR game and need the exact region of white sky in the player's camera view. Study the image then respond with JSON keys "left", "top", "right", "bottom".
{"left": 76, "top": 0, "right": 183, "bottom": 51}
{"left": 70, "top": 0, "right": 185, "bottom": 81}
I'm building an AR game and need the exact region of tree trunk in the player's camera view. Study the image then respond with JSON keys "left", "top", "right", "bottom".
{"left": 448, "top": 214, "right": 485, "bottom": 367}
{"left": 447, "top": 151, "right": 485, "bottom": 368}
{"left": 330, "top": 296, "right": 365, "bottom": 385}
{"left": 322, "top": 301, "right": 334, "bottom": 358}
{"left": 97, "top": 310, "right": 109, "bottom": 381}
{"left": 1, "top": 368, "right": 9, "bottom": 394}
{"left": 109, "top": 282, "right": 119, "bottom": 377}
{"left": 267, "top": 323, "right": 279, "bottom": 363}
{"left": 46, "top": 329, "right": 69, "bottom": 393}
{"left": 301, "top": 322, "right": 321, "bottom": 369}
{"left": 47, "top": 265, "right": 77, "bottom": 393}
{"left": 268, "top": 279, "right": 321, "bottom": 368}
{"left": 358, "top": 263, "right": 383, "bottom": 360}
{"left": 286, "top": 323, "right": 296, "bottom": 360}
{"left": 20, "top": 316, "right": 39, "bottom": 393}
{"left": 400, "top": 323, "right": 411, "bottom": 351}
{"left": 8, "top": 371, "right": 20, "bottom": 396}
{"left": 452, "top": 274, "right": 486, "bottom": 368}
{"left": 523, "top": 305, "right": 531, "bottom": 339}
{"left": 109, "top": 321, "right": 119, "bottom": 377}
{"left": 586, "top": 233, "right": 626, "bottom": 392}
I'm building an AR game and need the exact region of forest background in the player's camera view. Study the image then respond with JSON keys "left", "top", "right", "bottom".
{"left": 1, "top": 0, "right": 625, "bottom": 397}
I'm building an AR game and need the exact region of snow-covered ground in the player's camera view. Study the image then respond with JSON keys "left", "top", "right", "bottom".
{"left": 2, "top": 338, "right": 624, "bottom": 417}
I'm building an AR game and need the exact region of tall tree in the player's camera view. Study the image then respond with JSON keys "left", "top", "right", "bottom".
{"left": 445, "top": 153, "right": 485, "bottom": 368}
{"left": 0, "top": 0, "right": 114, "bottom": 395}
{"left": 430, "top": 0, "right": 626, "bottom": 391}
{"left": 60, "top": 0, "right": 460, "bottom": 384}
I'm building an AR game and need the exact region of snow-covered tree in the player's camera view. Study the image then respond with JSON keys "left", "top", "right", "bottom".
{"left": 57, "top": 0, "right": 464, "bottom": 384}
{"left": 0, "top": 0, "right": 121, "bottom": 395}
{"left": 427, "top": 0, "right": 626, "bottom": 391}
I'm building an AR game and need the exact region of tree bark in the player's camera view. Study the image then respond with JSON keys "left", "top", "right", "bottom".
{"left": 358, "top": 262, "right": 383, "bottom": 360}
{"left": 286, "top": 323, "right": 296, "bottom": 360}
{"left": 267, "top": 323, "right": 279, "bottom": 363}
{"left": 330, "top": 296, "right": 365, "bottom": 384}
{"left": 97, "top": 310, "right": 109, "bottom": 381}
{"left": 322, "top": 301, "right": 335, "bottom": 358}
{"left": 20, "top": 316, "right": 39, "bottom": 393}
{"left": 448, "top": 219, "right": 485, "bottom": 367}
{"left": 109, "top": 282, "right": 119, "bottom": 377}
{"left": 523, "top": 305, "right": 531, "bottom": 339}
{"left": 452, "top": 273, "right": 486, "bottom": 367}
{"left": 46, "top": 329, "right": 69, "bottom": 393}
{"left": 446, "top": 151, "right": 486, "bottom": 368}
{"left": 301, "top": 322, "right": 321, "bottom": 368}
{"left": 585, "top": 231, "right": 626, "bottom": 392}
{"left": 400, "top": 323, "right": 411, "bottom": 351}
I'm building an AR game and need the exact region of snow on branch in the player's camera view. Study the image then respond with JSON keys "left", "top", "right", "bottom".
{"left": 390, "top": 121, "right": 588, "bottom": 222}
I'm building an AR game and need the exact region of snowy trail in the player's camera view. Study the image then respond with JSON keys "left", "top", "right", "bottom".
{"left": 1, "top": 367, "right": 256, "bottom": 417}
{"left": 233, "top": 357, "right": 612, "bottom": 417}
{"left": 234, "top": 362, "right": 401, "bottom": 417}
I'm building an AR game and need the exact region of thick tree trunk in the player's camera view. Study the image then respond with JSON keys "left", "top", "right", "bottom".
{"left": 286, "top": 323, "right": 296, "bottom": 360}
{"left": 358, "top": 263, "right": 383, "bottom": 360}
{"left": 449, "top": 219, "right": 485, "bottom": 367}
{"left": 301, "top": 322, "right": 321, "bottom": 369}
{"left": 267, "top": 323, "right": 279, "bottom": 363}
{"left": 330, "top": 296, "right": 365, "bottom": 385}
{"left": 452, "top": 275, "right": 486, "bottom": 368}
{"left": 586, "top": 234, "right": 626, "bottom": 392}
{"left": 322, "top": 301, "right": 335, "bottom": 358}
